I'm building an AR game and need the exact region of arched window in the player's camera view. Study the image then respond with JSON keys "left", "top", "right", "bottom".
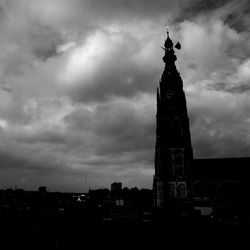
{"left": 175, "top": 149, "right": 184, "bottom": 177}
{"left": 177, "top": 184, "right": 186, "bottom": 199}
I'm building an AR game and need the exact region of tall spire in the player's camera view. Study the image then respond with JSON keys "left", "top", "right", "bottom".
{"left": 153, "top": 29, "right": 193, "bottom": 210}
{"left": 164, "top": 29, "right": 173, "bottom": 49}
{"left": 163, "top": 29, "right": 176, "bottom": 65}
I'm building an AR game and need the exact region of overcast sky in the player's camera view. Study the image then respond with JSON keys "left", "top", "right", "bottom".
{"left": 0, "top": 0, "right": 249, "bottom": 192}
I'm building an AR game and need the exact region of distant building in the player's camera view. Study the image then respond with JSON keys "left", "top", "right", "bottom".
{"left": 111, "top": 182, "right": 123, "bottom": 206}
{"left": 111, "top": 182, "right": 122, "bottom": 192}
{"left": 38, "top": 186, "right": 47, "bottom": 193}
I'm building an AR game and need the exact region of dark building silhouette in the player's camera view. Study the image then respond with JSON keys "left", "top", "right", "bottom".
{"left": 111, "top": 182, "right": 122, "bottom": 192}
{"left": 111, "top": 182, "right": 123, "bottom": 206}
{"left": 153, "top": 30, "right": 193, "bottom": 209}
{"left": 153, "top": 30, "right": 250, "bottom": 222}
{"left": 38, "top": 186, "right": 47, "bottom": 193}
{"left": 192, "top": 157, "right": 250, "bottom": 219}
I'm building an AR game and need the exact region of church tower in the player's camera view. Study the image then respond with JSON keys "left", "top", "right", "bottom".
{"left": 153, "top": 30, "right": 193, "bottom": 209}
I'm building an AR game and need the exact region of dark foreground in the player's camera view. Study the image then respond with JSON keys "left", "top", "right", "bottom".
{"left": 1, "top": 213, "right": 250, "bottom": 249}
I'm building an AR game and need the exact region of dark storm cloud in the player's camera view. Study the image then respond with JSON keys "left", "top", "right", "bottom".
{"left": 227, "top": 84, "right": 250, "bottom": 94}
{"left": 0, "top": 149, "right": 89, "bottom": 191}
{"left": 1, "top": 85, "right": 12, "bottom": 93}
{"left": 226, "top": 41, "right": 250, "bottom": 61}
{"left": 64, "top": 95, "right": 155, "bottom": 159}
{"left": 14, "top": 129, "right": 67, "bottom": 145}
{"left": 30, "top": 24, "right": 63, "bottom": 61}
{"left": 188, "top": 86, "right": 250, "bottom": 159}
{"left": 0, "top": 0, "right": 249, "bottom": 191}
{"left": 184, "top": 0, "right": 231, "bottom": 13}
{"left": 176, "top": 0, "right": 231, "bottom": 22}
{"left": 0, "top": 138, "right": 63, "bottom": 174}
{"left": 65, "top": 0, "right": 181, "bottom": 25}
{"left": 210, "top": 82, "right": 250, "bottom": 94}
{"left": 12, "top": 21, "right": 64, "bottom": 62}
{"left": 0, "top": 150, "right": 31, "bottom": 170}
{"left": 176, "top": 0, "right": 250, "bottom": 33}
{"left": 191, "top": 112, "right": 250, "bottom": 158}
{"left": 222, "top": 0, "right": 250, "bottom": 32}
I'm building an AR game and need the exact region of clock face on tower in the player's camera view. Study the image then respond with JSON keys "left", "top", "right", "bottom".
{"left": 166, "top": 90, "right": 174, "bottom": 98}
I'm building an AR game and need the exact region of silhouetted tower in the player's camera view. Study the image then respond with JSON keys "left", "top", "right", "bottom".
{"left": 153, "top": 30, "right": 193, "bottom": 209}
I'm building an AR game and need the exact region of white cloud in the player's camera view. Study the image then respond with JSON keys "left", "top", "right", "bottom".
{"left": 237, "top": 59, "right": 250, "bottom": 81}
{"left": 0, "top": 0, "right": 249, "bottom": 191}
{"left": 178, "top": 18, "right": 240, "bottom": 81}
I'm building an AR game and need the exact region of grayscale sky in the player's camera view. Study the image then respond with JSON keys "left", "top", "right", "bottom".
{"left": 0, "top": 0, "right": 249, "bottom": 192}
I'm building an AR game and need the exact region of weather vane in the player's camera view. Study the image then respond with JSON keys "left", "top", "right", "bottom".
{"left": 166, "top": 26, "right": 170, "bottom": 38}
{"left": 162, "top": 26, "right": 181, "bottom": 50}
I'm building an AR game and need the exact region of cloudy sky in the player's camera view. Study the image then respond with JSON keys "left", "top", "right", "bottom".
{"left": 0, "top": 0, "right": 249, "bottom": 192}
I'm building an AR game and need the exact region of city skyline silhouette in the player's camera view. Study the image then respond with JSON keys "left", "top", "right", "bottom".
{"left": 0, "top": 0, "right": 249, "bottom": 193}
